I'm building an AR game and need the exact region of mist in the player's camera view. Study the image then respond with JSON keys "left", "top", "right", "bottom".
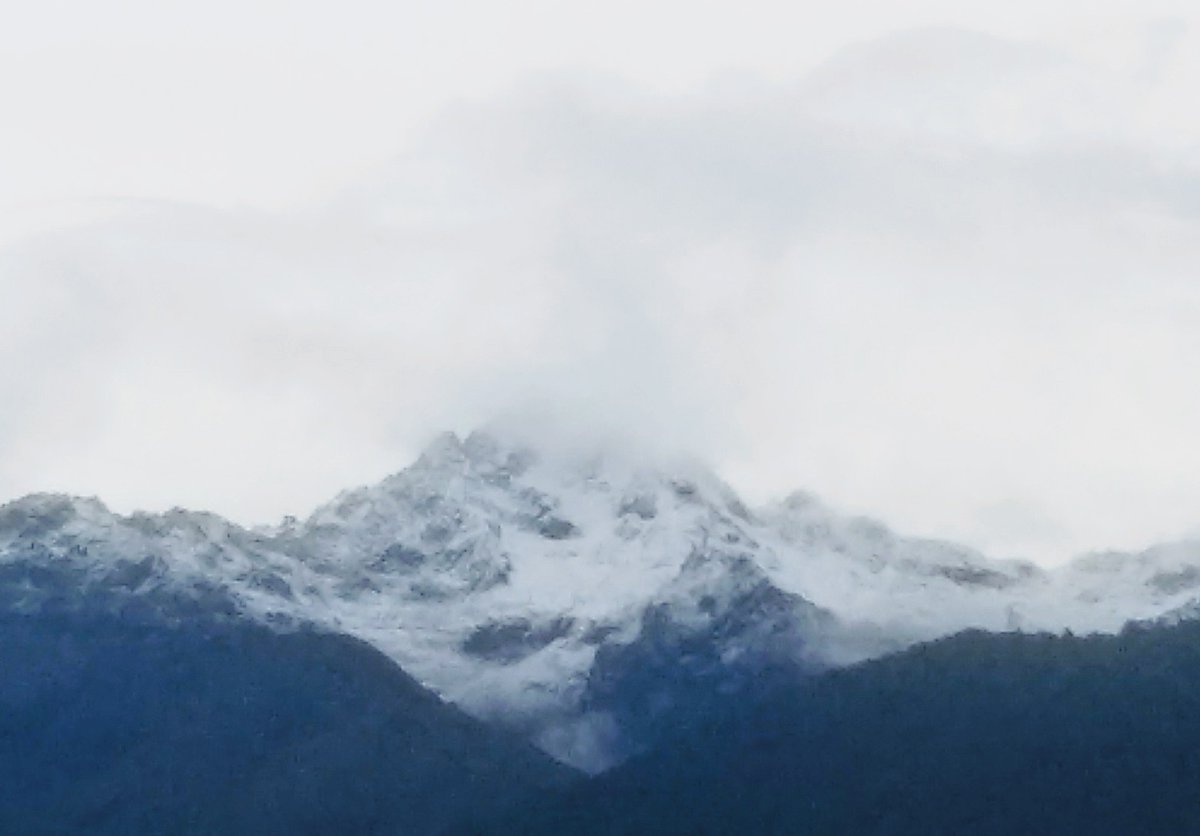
{"left": 3, "top": 24, "right": 1200, "bottom": 564}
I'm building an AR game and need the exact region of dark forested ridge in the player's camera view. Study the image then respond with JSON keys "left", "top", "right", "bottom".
{"left": 11, "top": 544, "right": 1200, "bottom": 835}
{"left": 471, "top": 622, "right": 1200, "bottom": 835}
{"left": 0, "top": 563, "right": 576, "bottom": 836}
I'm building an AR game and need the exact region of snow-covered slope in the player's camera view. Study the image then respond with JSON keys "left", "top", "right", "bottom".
{"left": 4, "top": 428, "right": 1200, "bottom": 769}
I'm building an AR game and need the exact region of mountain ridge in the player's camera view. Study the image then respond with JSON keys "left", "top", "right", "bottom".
{"left": 0, "top": 559, "right": 576, "bottom": 835}
{"left": 6, "top": 428, "right": 1200, "bottom": 770}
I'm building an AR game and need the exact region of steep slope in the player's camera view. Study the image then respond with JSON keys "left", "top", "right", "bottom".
{"left": 1061, "top": 539, "right": 1200, "bottom": 627}
{"left": 7, "top": 428, "right": 1200, "bottom": 772}
{"left": 577, "top": 548, "right": 843, "bottom": 760}
{"left": 0, "top": 554, "right": 575, "bottom": 835}
{"left": 482, "top": 621, "right": 1200, "bottom": 835}
{"left": 0, "top": 435, "right": 855, "bottom": 771}
{"left": 286, "top": 432, "right": 867, "bottom": 768}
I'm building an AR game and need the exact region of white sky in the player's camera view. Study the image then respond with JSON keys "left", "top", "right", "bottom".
{"left": 3, "top": 0, "right": 1200, "bottom": 564}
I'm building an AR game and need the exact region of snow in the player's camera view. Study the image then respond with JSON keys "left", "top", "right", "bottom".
{"left": 6, "top": 427, "right": 1200, "bottom": 766}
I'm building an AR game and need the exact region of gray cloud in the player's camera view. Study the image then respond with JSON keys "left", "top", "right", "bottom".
{"left": 3, "top": 27, "right": 1199, "bottom": 563}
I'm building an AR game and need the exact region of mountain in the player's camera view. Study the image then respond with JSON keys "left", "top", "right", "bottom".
{"left": 0, "top": 551, "right": 575, "bottom": 835}
{"left": 6, "top": 428, "right": 1200, "bottom": 772}
{"left": 475, "top": 620, "right": 1200, "bottom": 835}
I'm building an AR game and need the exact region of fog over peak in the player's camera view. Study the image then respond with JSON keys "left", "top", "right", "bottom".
{"left": 3, "top": 24, "right": 1200, "bottom": 565}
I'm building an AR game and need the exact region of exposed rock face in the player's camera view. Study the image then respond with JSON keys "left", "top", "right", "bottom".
{"left": 462, "top": 616, "right": 578, "bottom": 663}
{"left": 6, "top": 428, "right": 1200, "bottom": 771}
{"left": 582, "top": 549, "right": 840, "bottom": 761}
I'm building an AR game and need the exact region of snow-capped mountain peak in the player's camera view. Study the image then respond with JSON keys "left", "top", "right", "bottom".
{"left": 6, "top": 428, "right": 1200, "bottom": 769}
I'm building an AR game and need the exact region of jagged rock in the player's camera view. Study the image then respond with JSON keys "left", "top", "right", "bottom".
{"left": 5, "top": 428, "right": 1200, "bottom": 772}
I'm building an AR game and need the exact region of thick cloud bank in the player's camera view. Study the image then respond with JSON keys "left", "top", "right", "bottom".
{"left": 3, "top": 27, "right": 1199, "bottom": 563}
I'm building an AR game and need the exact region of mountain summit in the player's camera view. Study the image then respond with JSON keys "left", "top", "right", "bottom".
{"left": 5, "top": 428, "right": 1200, "bottom": 770}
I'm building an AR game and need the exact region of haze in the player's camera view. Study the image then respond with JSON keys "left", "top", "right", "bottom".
{"left": 3, "top": 0, "right": 1200, "bottom": 565}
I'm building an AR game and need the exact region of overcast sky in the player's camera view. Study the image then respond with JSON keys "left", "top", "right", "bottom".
{"left": 4, "top": 0, "right": 1200, "bottom": 564}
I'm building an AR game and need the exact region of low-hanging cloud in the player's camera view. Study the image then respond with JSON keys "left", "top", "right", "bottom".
{"left": 3, "top": 26, "right": 1200, "bottom": 564}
